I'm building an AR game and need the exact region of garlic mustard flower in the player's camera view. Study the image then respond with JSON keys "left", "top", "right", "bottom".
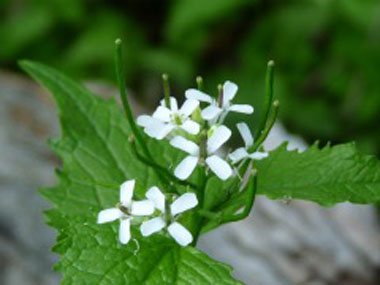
{"left": 229, "top": 122, "right": 268, "bottom": 164}
{"left": 97, "top": 180, "right": 154, "bottom": 245}
{"left": 170, "top": 125, "right": 233, "bottom": 180}
{"left": 137, "top": 97, "right": 200, "bottom": 140}
{"left": 140, "top": 187, "right": 198, "bottom": 246}
{"left": 185, "top": 81, "right": 253, "bottom": 123}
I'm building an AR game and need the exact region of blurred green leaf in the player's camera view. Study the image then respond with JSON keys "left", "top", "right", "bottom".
{"left": 61, "top": 11, "right": 145, "bottom": 79}
{"left": 139, "top": 48, "right": 194, "bottom": 84}
{"left": 166, "top": 0, "right": 253, "bottom": 53}
{"left": 1, "top": 0, "right": 380, "bottom": 155}
{"left": 0, "top": 4, "right": 54, "bottom": 59}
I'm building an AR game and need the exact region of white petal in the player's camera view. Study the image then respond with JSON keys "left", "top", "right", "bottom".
{"left": 119, "top": 218, "right": 131, "bottom": 244}
{"left": 223, "top": 81, "right": 238, "bottom": 105}
{"left": 130, "top": 200, "right": 155, "bottom": 216}
{"left": 229, "top": 147, "right": 249, "bottom": 164}
{"left": 180, "top": 120, "right": 200, "bottom": 135}
{"left": 170, "top": 193, "right": 198, "bottom": 216}
{"left": 155, "top": 124, "right": 175, "bottom": 140}
{"left": 170, "top": 136, "right": 199, "bottom": 155}
{"left": 249, "top": 151, "right": 269, "bottom": 160}
{"left": 136, "top": 115, "right": 156, "bottom": 127}
{"left": 206, "top": 155, "right": 233, "bottom": 180}
{"left": 168, "top": 222, "right": 193, "bottom": 246}
{"left": 140, "top": 217, "right": 166, "bottom": 237}
{"left": 207, "top": 125, "right": 231, "bottom": 154}
{"left": 174, "top": 155, "right": 199, "bottom": 180}
{"left": 97, "top": 208, "right": 123, "bottom": 224}
{"left": 143, "top": 120, "right": 166, "bottom": 138}
{"left": 120, "top": 180, "right": 135, "bottom": 207}
{"left": 160, "top": 96, "right": 178, "bottom": 111}
{"left": 153, "top": 106, "right": 171, "bottom": 122}
{"left": 185, "top": 89, "right": 213, "bottom": 103}
{"left": 145, "top": 122, "right": 174, "bottom": 140}
{"left": 179, "top": 99, "right": 199, "bottom": 117}
{"left": 201, "top": 105, "right": 223, "bottom": 120}
{"left": 229, "top": 104, "right": 254, "bottom": 114}
{"left": 170, "top": 97, "right": 178, "bottom": 112}
{"left": 237, "top": 122, "right": 254, "bottom": 148}
{"left": 146, "top": 186, "right": 166, "bottom": 213}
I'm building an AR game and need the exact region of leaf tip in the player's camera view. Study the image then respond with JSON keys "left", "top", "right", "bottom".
{"left": 18, "top": 60, "right": 42, "bottom": 75}
{"left": 18, "top": 59, "right": 32, "bottom": 70}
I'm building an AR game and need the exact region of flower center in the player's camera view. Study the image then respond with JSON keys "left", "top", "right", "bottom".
{"left": 117, "top": 203, "right": 130, "bottom": 215}
{"left": 172, "top": 113, "right": 183, "bottom": 125}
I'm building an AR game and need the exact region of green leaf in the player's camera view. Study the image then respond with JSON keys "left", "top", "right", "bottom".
{"left": 256, "top": 142, "right": 380, "bottom": 206}
{"left": 20, "top": 60, "right": 240, "bottom": 284}
{"left": 47, "top": 210, "right": 240, "bottom": 284}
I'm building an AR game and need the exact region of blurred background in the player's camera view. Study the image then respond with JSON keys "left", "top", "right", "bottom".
{"left": 0, "top": 0, "right": 380, "bottom": 284}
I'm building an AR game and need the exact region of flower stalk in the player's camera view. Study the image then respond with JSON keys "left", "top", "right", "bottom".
{"left": 197, "top": 209, "right": 221, "bottom": 219}
{"left": 115, "top": 39, "right": 152, "bottom": 160}
{"left": 255, "top": 60, "right": 275, "bottom": 139}
{"left": 196, "top": 76, "right": 203, "bottom": 91}
{"left": 217, "top": 83, "right": 223, "bottom": 107}
{"left": 222, "top": 168, "right": 258, "bottom": 223}
{"left": 128, "top": 135, "right": 197, "bottom": 191}
{"left": 250, "top": 100, "right": 279, "bottom": 152}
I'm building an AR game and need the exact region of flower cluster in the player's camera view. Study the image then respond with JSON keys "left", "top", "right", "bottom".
{"left": 97, "top": 180, "right": 198, "bottom": 247}
{"left": 137, "top": 81, "right": 268, "bottom": 181}
{"left": 98, "top": 80, "right": 270, "bottom": 247}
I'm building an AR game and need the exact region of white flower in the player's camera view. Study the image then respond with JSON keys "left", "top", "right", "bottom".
{"left": 137, "top": 97, "right": 200, "bottom": 140}
{"left": 185, "top": 81, "right": 253, "bottom": 123}
{"left": 170, "top": 125, "right": 233, "bottom": 180}
{"left": 229, "top": 122, "right": 268, "bottom": 164}
{"left": 140, "top": 187, "right": 198, "bottom": 246}
{"left": 97, "top": 180, "right": 154, "bottom": 245}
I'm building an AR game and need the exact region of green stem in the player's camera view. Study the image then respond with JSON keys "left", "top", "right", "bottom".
{"left": 115, "top": 39, "right": 179, "bottom": 192}
{"left": 198, "top": 167, "right": 208, "bottom": 204}
{"left": 114, "top": 39, "right": 151, "bottom": 159}
{"left": 255, "top": 60, "right": 275, "bottom": 139}
{"left": 250, "top": 100, "right": 279, "bottom": 152}
{"left": 217, "top": 83, "right": 223, "bottom": 107}
{"left": 199, "top": 168, "right": 258, "bottom": 234}
{"left": 221, "top": 168, "right": 258, "bottom": 223}
{"left": 198, "top": 209, "right": 220, "bottom": 219}
{"left": 191, "top": 133, "right": 209, "bottom": 245}
{"left": 129, "top": 136, "right": 197, "bottom": 191}
{"left": 191, "top": 168, "right": 208, "bottom": 246}
{"left": 241, "top": 169, "right": 258, "bottom": 217}
{"left": 162, "top": 74, "right": 171, "bottom": 108}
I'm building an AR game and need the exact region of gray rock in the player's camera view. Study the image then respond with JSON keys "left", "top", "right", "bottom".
{"left": 0, "top": 72, "right": 60, "bottom": 284}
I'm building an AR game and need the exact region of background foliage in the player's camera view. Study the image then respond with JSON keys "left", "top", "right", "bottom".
{"left": 2, "top": 0, "right": 380, "bottom": 155}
